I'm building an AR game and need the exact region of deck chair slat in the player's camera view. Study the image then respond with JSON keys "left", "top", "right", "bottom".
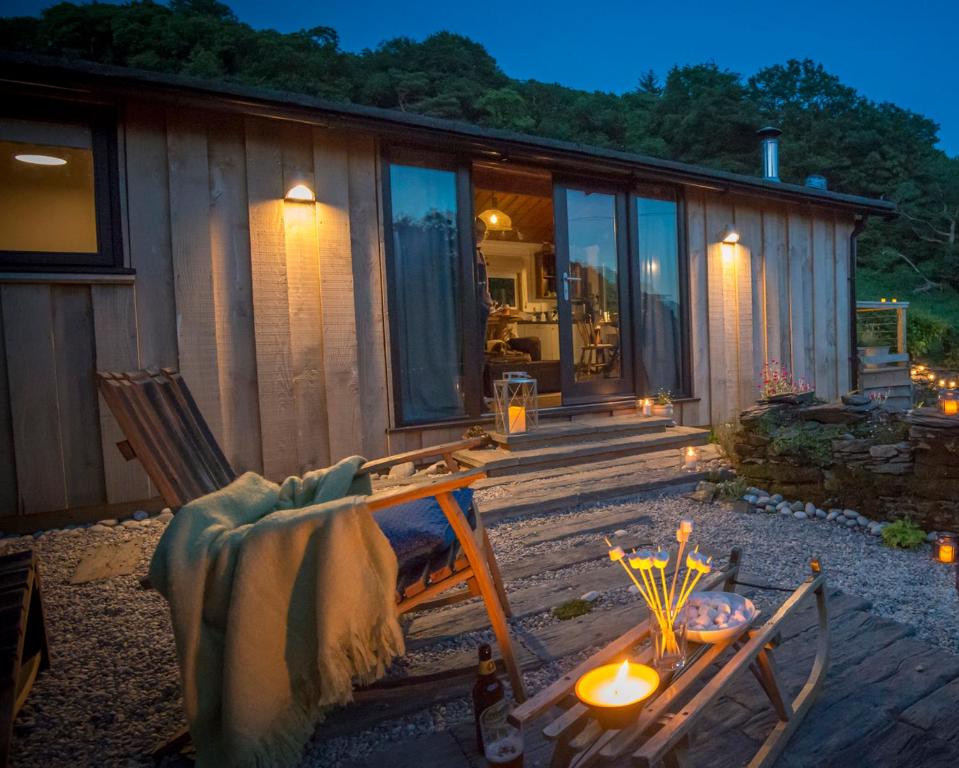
{"left": 115, "top": 374, "right": 210, "bottom": 505}
{"left": 132, "top": 371, "right": 227, "bottom": 497}
{"left": 98, "top": 375, "right": 193, "bottom": 507}
{"left": 156, "top": 369, "right": 235, "bottom": 487}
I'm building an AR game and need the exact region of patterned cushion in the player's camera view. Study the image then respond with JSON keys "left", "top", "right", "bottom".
{"left": 375, "top": 488, "right": 476, "bottom": 593}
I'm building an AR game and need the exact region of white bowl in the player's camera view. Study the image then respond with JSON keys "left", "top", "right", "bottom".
{"left": 683, "top": 591, "right": 759, "bottom": 644}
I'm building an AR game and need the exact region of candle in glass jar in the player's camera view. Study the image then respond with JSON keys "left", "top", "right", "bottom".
{"left": 508, "top": 405, "right": 527, "bottom": 433}
{"left": 683, "top": 446, "right": 698, "bottom": 470}
{"left": 575, "top": 660, "right": 659, "bottom": 728}
{"left": 642, "top": 398, "right": 652, "bottom": 417}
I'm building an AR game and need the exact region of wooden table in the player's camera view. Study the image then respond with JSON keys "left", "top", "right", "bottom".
{"left": 509, "top": 549, "right": 829, "bottom": 767}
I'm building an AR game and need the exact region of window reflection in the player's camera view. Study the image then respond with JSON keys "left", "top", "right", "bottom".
{"left": 389, "top": 163, "right": 465, "bottom": 422}
{"left": 566, "top": 190, "right": 621, "bottom": 382}
{"left": 637, "top": 196, "right": 682, "bottom": 394}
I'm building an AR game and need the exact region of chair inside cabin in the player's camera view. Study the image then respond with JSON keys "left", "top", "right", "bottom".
{"left": 95, "top": 368, "right": 525, "bottom": 701}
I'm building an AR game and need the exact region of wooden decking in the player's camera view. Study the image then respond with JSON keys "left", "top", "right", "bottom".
{"left": 321, "top": 494, "right": 959, "bottom": 768}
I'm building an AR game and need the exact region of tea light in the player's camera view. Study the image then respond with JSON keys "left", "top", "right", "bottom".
{"left": 574, "top": 660, "right": 659, "bottom": 728}
{"left": 934, "top": 533, "right": 957, "bottom": 564}
{"left": 508, "top": 405, "right": 527, "bottom": 433}
{"left": 939, "top": 389, "right": 959, "bottom": 417}
{"left": 683, "top": 446, "right": 699, "bottom": 471}
{"left": 641, "top": 398, "right": 652, "bottom": 417}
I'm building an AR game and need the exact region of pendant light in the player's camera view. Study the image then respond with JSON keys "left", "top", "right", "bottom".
{"left": 478, "top": 192, "right": 513, "bottom": 232}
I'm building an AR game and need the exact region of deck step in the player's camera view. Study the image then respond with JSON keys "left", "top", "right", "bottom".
{"left": 489, "top": 414, "right": 672, "bottom": 450}
{"left": 474, "top": 443, "right": 724, "bottom": 523}
{"left": 455, "top": 425, "right": 711, "bottom": 477}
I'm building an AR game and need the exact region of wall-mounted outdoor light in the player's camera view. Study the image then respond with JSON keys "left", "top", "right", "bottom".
{"left": 720, "top": 225, "right": 740, "bottom": 244}
{"left": 285, "top": 184, "right": 316, "bottom": 202}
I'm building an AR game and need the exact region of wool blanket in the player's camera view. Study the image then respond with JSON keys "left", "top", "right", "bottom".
{"left": 149, "top": 456, "right": 405, "bottom": 767}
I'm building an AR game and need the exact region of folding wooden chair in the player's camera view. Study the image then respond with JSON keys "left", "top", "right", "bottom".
{"left": 95, "top": 368, "right": 525, "bottom": 707}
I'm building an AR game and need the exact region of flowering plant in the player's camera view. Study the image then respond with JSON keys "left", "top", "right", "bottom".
{"left": 759, "top": 360, "right": 812, "bottom": 400}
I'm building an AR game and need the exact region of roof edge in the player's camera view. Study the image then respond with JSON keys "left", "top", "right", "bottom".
{"left": 0, "top": 51, "right": 896, "bottom": 216}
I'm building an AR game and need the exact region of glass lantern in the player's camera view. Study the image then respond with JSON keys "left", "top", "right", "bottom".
{"left": 934, "top": 532, "right": 957, "bottom": 564}
{"left": 938, "top": 389, "right": 959, "bottom": 416}
{"left": 493, "top": 372, "right": 538, "bottom": 435}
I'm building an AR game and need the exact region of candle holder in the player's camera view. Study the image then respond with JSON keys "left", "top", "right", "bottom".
{"left": 574, "top": 660, "right": 659, "bottom": 729}
{"left": 934, "top": 532, "right": 957, "bottom": 564}
{"left": 683, "top": 446, "right": 699, "bottom": 471}
{"left": 493, "top": 372, "right": 538, "bottom": 435}
{"left": 938, "top": 389, "right": 959, "bottom": 416}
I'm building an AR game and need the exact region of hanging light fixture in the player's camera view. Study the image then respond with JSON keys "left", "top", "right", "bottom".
{"left": 478, "top": 192, "right": 512, "bottom": 232}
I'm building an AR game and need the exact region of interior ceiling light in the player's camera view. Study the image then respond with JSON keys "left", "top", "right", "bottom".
{"left": 15, "top": 153, "right": 67, "bottom": 166}
{"left": 478, "top": 193, "right": 513, "bottom": 232}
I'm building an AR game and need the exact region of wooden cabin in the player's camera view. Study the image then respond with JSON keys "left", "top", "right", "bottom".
{"left": 0, "top": 53, "right": 894, "bottom": 528}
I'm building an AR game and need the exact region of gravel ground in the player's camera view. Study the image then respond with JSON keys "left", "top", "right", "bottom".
{"left": 3, "top": 489, "right": 957, "bottom": 767}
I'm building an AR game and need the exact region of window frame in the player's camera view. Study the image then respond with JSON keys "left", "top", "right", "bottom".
{"left": 381, "top": 146, "right": 480, "bottom": 427}
{"left": 0, "top": 98, "right": 125, "bottom": 273}
{"left": 628, "top": 183, "right": 692, "bottom": 398}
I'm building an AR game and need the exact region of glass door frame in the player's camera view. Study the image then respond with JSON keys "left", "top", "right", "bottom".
{"left": 553, "top": 176, "right": 635, "bottom": 404}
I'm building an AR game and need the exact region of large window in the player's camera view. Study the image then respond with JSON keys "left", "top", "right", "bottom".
{"left": 386, "top": 162, "right": 466, "bottom": 423}
{"left": 0, "top": 103, "right": 121, "bottom": 271}
{"left": 635, "top": 191, "right": 685, "bottom": 395}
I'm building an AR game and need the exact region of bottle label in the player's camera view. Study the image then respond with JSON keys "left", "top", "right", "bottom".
{"left": 480, "top": 698, "right": 509, "bottom": 746}
{"left": 478, "top": 659, "right": 496, "bottom": 676}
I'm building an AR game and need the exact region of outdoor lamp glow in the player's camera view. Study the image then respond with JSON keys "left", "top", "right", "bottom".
{"left": 934, "top": 533, "right": 957, "bottom": 564}
{"left": 15, "top": 153, "right": 67, "bottom": 166}
{"left": 720, "top": 225, "right": 740, "bottom": 244}
{"left": 285, "top": 184, "right": 315, "bottom": 202}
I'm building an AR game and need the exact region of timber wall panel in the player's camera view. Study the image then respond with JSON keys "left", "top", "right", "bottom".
{"left": 50, "top": 286, "right": 105, "bottom": 508}
{"left": 348, "top": 136, "right": 390, "bottom": 458}
{"left": 1, "top": 285, "right": 67, "bottom": 514}
{"left": 91, "top": 284, "right": 152, "bottom": 504}
{"left": 125, "top": 102, "right": 178, "bottom": 369}
{"left": 812, "top": 217, "right": 838, "bottom": 400}
{"left": 166, "top": 110, "right": 224, "bottom": 444}
{"left": 787, "top": 211, "right": 814, "bottom": 384}
{"left": 207, "top": 117, "right": 263, "bottom": 474}
{"left": 734, "top": 203, "right": 760, "bottom": 407}
{"left": 245, "top": 117, "right": 298, "bottom": 480}
{"left": 685, "top": 190, "right": 711, "bottom": 427}
{"left": 313, "top": 129, "right": 363, "bottom": 459}
{"left": 834, "top": 219, "right": 853, "bottom": 395}
{"left": 762, "top": 206, "right": 790, "bottom": 366}
{"left": 281, "top": 122, "right": 331, "bottom": 472}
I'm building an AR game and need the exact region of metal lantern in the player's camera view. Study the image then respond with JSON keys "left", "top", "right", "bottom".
{"left": 933, "top": 532, "right": 957, "bottom": 565}
{"left": 493, "top": 372, "right": 538, "bottom": 435}
{"left": 938, "top": 389, "right": 959, "bottom": 416}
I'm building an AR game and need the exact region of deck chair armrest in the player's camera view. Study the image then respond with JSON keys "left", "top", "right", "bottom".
{"left": 359, "top": 437, "right": 489, "bottom": 476}
{"left": 365, "top": 468, "right": 486, "bottom": 513}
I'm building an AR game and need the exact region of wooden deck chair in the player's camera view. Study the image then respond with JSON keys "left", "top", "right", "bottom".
{"left": 95, "top": 368, "right": 525, "bottom": 706}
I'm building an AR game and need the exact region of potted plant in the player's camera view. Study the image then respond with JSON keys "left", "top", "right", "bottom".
{"left": 857, "top": 325, "right": 889, "bottom": 368}
{"left": 759, "top": 361, "right": 814, "bottom": 404}
{"left": 651, "top": 389, "right": 674, "bottom": 418}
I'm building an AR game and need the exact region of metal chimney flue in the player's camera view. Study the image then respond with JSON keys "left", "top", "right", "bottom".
{"left": 757, "top": 126, "right": 782, "bottom": 182}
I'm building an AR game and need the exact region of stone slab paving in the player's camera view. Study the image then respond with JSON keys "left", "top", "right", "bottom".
{"left": 343, "top": 586, "right": 959, "bottom": 767}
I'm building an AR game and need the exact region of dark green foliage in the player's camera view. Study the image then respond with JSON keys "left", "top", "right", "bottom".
{"left": 907, "top": 310, "right": 955, "bottom": 360}
{"left": 3, "top": 1, "right": 958, "bottom": 334}
{"left": 881, "top": 519, "right": 926, "bottom": 549}
{"left": 715, "top": 477, "right": 748, "bottom": 500}
{"left": 768, "top": 423, "right": 846, "bottom": 467}
{"left": 552, "top": 598, "right": 593, "bottom": 620}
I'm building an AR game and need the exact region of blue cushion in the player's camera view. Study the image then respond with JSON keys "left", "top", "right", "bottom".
{"left": 375, "top": 488, "right": 476, "bottom": 590}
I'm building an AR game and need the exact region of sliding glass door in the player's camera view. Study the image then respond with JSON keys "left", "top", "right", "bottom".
{"left": 631, "top": 188, "right": 687, "bottom": 398}
{"left": 554, "top": 183, "right": 633, "bottom": 402}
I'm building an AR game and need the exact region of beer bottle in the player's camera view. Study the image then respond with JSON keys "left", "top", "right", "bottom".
{"left": 472, "top": 643, "right": 507, "bottom": 752}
